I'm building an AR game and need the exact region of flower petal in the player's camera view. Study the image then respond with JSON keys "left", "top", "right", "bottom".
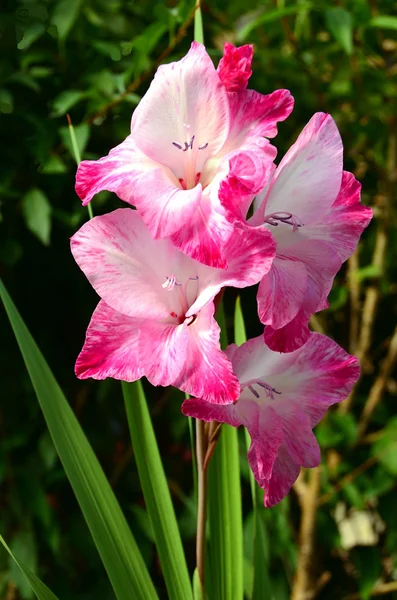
{"left": 133, "top": 168, "right": 203, "bottom": 239}
{"left": 223, "top": 88, "right": 294, "bottom": 154}
{"left": 169, "top": 184, "right": 234, "bottom": 268}
{"left": 140, "top": 303, "right": 240, "bottom": 403}
{"left": 75, "top": 135, "right": 156, "bottom": 207}
{"left": 138, "top": 319, "right": 189, "bottom": 388}
{"left": 188, "top": 223, "right": 276, "bottom": 316}
{"left": 71, "top": 209, "right": 183, "bottom": 320}
{"left": 260, "top": 239, "right": 341, "bottom": 352}
{"left": 131, "top": 42, "right": 230, "bottom": 181}
{"left": 264, "top": 444, "right": 301, "bottom": 507}
{"left": 257, "top": 112, "right": 343, "bottom": 223}
{"left": 75, "top": 300, "right": 143, "bottom": 381}
{"left": 219, "top": 139, "right": 277, "bottom": 222}
{"left": 269, "top": 332, "right": 360, "bottom": 426}
{"left": 257, "top": 257, "right": 308, "bottom": 329}
{"left": 299, "top": 171, "right": 373, "bottom": 263}
{"left": 217, "top": 42, "right": 253, "bottom": 92}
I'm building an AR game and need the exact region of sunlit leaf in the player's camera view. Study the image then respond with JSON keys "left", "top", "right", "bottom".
{"left": 0, "top": 281, "right": 158, "bottom": 600}
{"left": 22, "top": 188, "right": 52, "bottom": 246}
{"left": 0, "top": 535, "right": 58, "bottom": 600}
{"left": 369, "top": 15, "right": 397, "bottom": 31}
{"left": 123, "top": 380, "right": 193, "bottom": 600}
{"left": 51, "top": 0, "right": 83, "bottom": 41}
{"left": 325, "top": 7, "right": 354, "bottom": 55}
{"left": 236, "top": 3, "right": 312, "bottom": 41}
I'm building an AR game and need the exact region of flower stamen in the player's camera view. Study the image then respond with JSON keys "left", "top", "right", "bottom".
{"left": 264, "top": 212, "right": 303, "bottom": 232}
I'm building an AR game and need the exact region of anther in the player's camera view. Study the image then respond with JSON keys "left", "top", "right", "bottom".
{"left": 248, "top": 385, "right": 260, "bottom": 399}
{"left": 162, "top": 275, "right": 180, "bottom": 291}
{"left": 264, "top": 212, "right": 303, "bottom": 232}
{"left": 257, "top": 382, "right": 281, "bottom": 400}
{"left": 186, "top": 314, "right": 197, "bottom": 327}
{"left": 172, "top": 142, "right": 183, "bottom": 150}
{"left": 198, "top": 142, "right": 208, "bottom": 150}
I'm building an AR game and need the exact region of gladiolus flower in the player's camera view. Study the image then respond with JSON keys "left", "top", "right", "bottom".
{"left": 71, "top": 209, "right": 276, "bottom": 403}
{"left": 182, "top": 332, "right": 360, "bottom": 506}
{"left": 75, "top": 42, "right": 293, "bottom": 268}
{"left": 221, "top": 112, "right": 373, "bottom": 352}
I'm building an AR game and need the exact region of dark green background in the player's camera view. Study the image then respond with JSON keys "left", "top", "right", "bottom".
{"left": 0, "top": 0, "right": 396, "bottom": 598}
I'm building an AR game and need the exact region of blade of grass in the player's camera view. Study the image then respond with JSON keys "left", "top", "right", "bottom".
{"left": 207, "top": 301, "right": 243, "bottom": 599}
{"left": 66, "top": 114, "right": 93, "bottom": 219}
{"left": 234, "top": 297, "right": 272, "bottom": 598}
{"left": 0, "top": 280, "right": 158, "bottom": 600}
{"left": 0, "top": 536, "right": 59, "bottom": 600}
{"left": 194, "top": 0, "right": 204, "bottom": 44}
{"left": 123, "top": 381, "right": 193, "bottom": 600}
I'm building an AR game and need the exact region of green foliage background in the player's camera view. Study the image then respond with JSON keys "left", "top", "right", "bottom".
{"left": 0, "top": 0, "right": 396, "bottom": 598}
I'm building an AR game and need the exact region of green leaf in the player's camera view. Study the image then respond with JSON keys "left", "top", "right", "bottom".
{"left": 51, "top": 90, "right": 87, "bottom": 117}
{"left": 236, "top": 3, "right": 312, "bottom": 42}
{"left": 252, "top": 504, "right": 272, "bottom": 600}
{"left": 368, "top": 15, "right": 397, "bottom": 31}
{"left": 192, "top": 568, "right": 204, "bottom": 600}
{"left": 352, "top": 547, "right": 381, "bottom": 599}
{"left": 123, "top": 381, "right": 193, "bottom": 600}
{"left": 207, "top": 302, "right": 243, "bottom": 598}
{"left": 0, "top": 281, "right": 158, "bottom": 600}
{"left": 207, "top": 425, "right": 243, "bottom": 599}
{"left": 234, "top": 298, "right": 271, "bottom": 599}
{"left": 9, "top": 528, "right": 37, "bottom": 599}
{"left": 0, "top": 89, "right": 13, "bottom": 114}
{"left": 372, "top": 419, "right": 397, "bottom": 475}
{"left": 22, "top": 189, "right": 52, "bottom": 246}
{"left": 356, "top": 263, "right": 382, "bottom": 282}
{"left": 0, "top": 535, "right": 59, "bottom": 600}
{"left": 325, "top": 7, "right": 354, "bottom": 55}
{"left": 17, "top": 23, "right": 46, "bottom": 50}
{"left": 51, "top": 0, "right": 83, "bottom": 41}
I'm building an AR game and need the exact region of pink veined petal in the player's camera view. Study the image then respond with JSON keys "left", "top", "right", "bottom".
{"left": 273, "top": 403, "right": 321, "bottom": 468}
{"left": 133, "top": 168, "right": 203, "bottom": 239}
{"left": 181, "top": 397, "right": 243, "bottom": 427}
{"left": 257, "top": 257, "right": 308, "bottom": 329}
{"left": 271, "top": 333, "right": 360, "bottom": 426}
{"left": 71, "top": 209, "right": 183, "bottom": 321}
{"left": 75, "top": 300, "right": 143, "bottom": 381}
{"left": 169, "top": 184, "right": 234, "bottom": 269}
{"left": 301, "top": 171, "right": 373, "bottom": 263}
{"left": 219, "top": 139, "right": 277, "bottom": 222}
{"left": 173, "top": 303, "right": 240, "bottom": 403}
{"left": 260, "top": 239, "right": 342, "bottom": 352}
{"left": 223, "top": 88, "right": 294, "bottom": 154}
{"left": 131, "top": 42, "right": 230, "bottom": 181}
{"left": 257, "top": 112, "right": 343, "bottom": 223}
{"left": 264, "top": 306, "right": 312, "bottom": 353}
{"left": 75, "top": 135, "right": 158, "bottom": 207}
{"left": 138, "top": 318, "right": 189, "bottom": 388}
{"left": 264, "top": 444, "right": 301, "bottom": 507}
{"left": 187, "top": 223, "right": 276, "bottom": 317}
{"left": 217, "top": 42, "right": 254, "bottom": 92}
{"left": 246, "top": 404, "right": 284, "bottom": 488}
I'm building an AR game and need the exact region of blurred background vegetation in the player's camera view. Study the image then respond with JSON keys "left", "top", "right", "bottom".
{"left": 0, "top": 0, "right": 397, "bottom": 598}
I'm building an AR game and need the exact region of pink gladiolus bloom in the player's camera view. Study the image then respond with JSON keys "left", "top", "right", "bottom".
{"left": 217, "top": 42, "right": 253, "bottom": 91}
{"left": 221, "top": 112, "right": 373, "bottom": 352}
{"left": 71, "top": 209, "right": 276, "bottom": 403}
{"left": 75, "top": 42, "right": 293, "bottom": 268}
{"left": 182, "top": 332, "right": 359, "bottom": 507}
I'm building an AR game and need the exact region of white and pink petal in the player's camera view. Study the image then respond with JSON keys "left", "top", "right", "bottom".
{"left": 75, "top": 300, "right": 143, "bottom": 382}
